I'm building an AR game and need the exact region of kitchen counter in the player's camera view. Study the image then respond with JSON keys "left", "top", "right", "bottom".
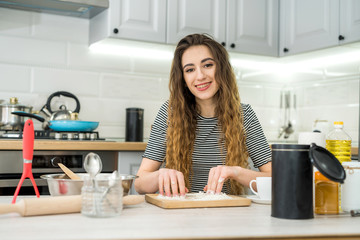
{"left": 0, "top": 140, "right": 147, "bottom": 151}
{"left": 0, "top": 196, "right": 359, "bottom": 240}
{"left": 1, "top": 139, "right": 357, "bottom": 155}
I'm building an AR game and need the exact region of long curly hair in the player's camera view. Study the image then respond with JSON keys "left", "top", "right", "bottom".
{"left": 165, "top": 34, "right": 249, "bottom": 195}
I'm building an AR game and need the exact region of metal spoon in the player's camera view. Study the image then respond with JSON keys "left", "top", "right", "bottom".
{"left": 83, "top": 152, "right": 102, "bottom": 179}
{"left": 83, "top": 152, "right": 102, "bottom": 215}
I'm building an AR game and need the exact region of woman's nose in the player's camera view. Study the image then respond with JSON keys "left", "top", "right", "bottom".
{"left": 196, "top": 68, "right": 206, "bottom": 80}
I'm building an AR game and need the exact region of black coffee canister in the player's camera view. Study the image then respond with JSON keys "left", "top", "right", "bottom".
{"left": 272, "top": 144, "right": 313, "bottom": 219}
{"left": 125, "top": 108, "right": 144, "bottom": 142}
{"left": 271, "top": 143, "right": 346, "bottom": 220}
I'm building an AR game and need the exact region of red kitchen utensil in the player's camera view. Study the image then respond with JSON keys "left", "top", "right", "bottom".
{"left": 12, "top": 119, "right": 40, "bottom": 204}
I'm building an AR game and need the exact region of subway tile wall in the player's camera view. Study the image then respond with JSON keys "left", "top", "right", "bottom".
{"left": 0, "top": 9, "right": 358, "bottom": 145}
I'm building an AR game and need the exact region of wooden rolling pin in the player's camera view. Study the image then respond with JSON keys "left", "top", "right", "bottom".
{"left": 0, "top": 195, "right": 144, "bottom": 217}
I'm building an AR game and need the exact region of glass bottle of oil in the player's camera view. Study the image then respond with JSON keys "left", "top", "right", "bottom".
{"left": 314, "top": 121, "right": 352, "bottom": 214}
{"left": 325, "top": 121, "right": 352, "bottom": 163}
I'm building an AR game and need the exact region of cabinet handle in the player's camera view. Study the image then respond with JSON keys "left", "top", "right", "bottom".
{"left": 338, "top": 35, "right": 345, "bottom": 41}
{"left": 221, "top": 42, "right": 226, "bottom": 47}
{"left": 113, "top": 28, "right": 119, "bottom": 34}
{"left": 283, "top": 48, "right": 289, "bottom": 53}
{"left": 230, "top": 43, "right": 236, "bottom": 48}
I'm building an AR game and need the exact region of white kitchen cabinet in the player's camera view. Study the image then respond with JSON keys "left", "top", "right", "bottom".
{"left": 90, "top": 0, "right": 167, "bottom": 44}
{"left": 90, "top": 0, "right": 360, "bottom": 56}
{"left": 279, "top": 0, "right": 360, "bottom": 56}
{"left": 167, "top": 0, "right": 279, "bottom": 56}
{"left": 279, "top": 0, "right": 339, "bottom": 56}
{"left": 339, "top": 0, "right": 360, "bottom": 45}
{"left": 117, "top": 151, "right": 144, "bottom": 195}
{"left": 166, "top": 0, "right": 226, "bottom": 45}
{"left": 227, "top": 0, "right": 279, "bottom": 56}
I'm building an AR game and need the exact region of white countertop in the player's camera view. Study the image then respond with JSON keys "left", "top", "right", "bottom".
{"left": 0, "top": 196, "right": 359, "bottom": 240}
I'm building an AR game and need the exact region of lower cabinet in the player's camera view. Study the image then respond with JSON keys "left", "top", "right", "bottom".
{"left": 118, "top": 151, "right": 144, "bottom": 195}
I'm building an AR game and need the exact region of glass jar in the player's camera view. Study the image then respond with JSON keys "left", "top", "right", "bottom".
{"left": 314, "top": 171, "right": 339, "bottom": 214}
{"left": 341, "top": 162, "right": 360, "bottom": 212}
{"left": 81, "top": 174, "right": 123, "bottom": 218}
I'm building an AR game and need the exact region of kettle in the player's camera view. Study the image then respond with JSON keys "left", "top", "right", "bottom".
{"left": 40, "top": 91, "right": 81, "bottom": 129}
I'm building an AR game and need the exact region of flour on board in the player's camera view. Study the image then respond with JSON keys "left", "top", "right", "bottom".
{"left": 157, "top": 191, "right": 232, "bottom": 201}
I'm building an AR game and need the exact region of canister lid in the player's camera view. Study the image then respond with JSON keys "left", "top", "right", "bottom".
{"left": 309, "top": 143, "right": 346, "bottom": 183}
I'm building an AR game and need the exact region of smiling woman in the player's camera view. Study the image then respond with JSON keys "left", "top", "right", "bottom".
{"left": 134, "top": 34, "right": 272, "bottom": 197}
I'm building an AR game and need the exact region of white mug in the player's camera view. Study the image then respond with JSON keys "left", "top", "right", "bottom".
{"left": 298, "top": 132, "right": 325, "bottom": 147}
{"left": 249, "top": 177, "right": 271, "bottom": 200}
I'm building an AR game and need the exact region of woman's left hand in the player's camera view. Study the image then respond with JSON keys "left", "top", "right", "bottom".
{"left": 204, "top": 165, "right": 240, "bottom": 194}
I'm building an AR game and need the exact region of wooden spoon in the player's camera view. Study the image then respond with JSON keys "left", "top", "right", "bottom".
{"left": 58, "top": 163, "right": 81, "bottom": 180}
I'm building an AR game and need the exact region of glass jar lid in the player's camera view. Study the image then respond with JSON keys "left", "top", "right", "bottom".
{"left": 309, "top": 143, "right": 346, "bottom": 183}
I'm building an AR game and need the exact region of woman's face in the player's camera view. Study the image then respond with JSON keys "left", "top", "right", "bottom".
{"left": 181, "top": 45, "right": 219, "bottom": 104}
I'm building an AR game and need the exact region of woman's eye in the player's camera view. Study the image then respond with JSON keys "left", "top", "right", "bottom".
{"left": 204, "top": 63, "right": 214, "bottom": 68}
{"left": 185, "top": 68, "right": 195, "bottom": 73}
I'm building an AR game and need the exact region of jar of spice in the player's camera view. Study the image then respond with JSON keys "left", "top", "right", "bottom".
{"left": 341, "top": 161, "right": 360, "bottom": 212}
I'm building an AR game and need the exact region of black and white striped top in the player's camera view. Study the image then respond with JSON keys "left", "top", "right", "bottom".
{"left": 143, "top": 101, "right": 272, "bottom": 193}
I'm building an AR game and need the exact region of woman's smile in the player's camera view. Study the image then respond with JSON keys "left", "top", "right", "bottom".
{"left": 195, "top": 82, "right": 212, "bottom": 91}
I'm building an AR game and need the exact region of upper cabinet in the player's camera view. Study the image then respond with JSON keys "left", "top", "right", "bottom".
{"left": 226, "top": 0, "right": 279, "bottom": 56}
{"left": 339, "top": 0, "right": 360, "bottom": 45}
{"left": 90, "top": 0, "right": 166, "bottom": 45}
{"left": 166, "top": 0, "right": 226, "bottom": 45}
{"left": 279, "top": 0, "right": 339, "bottom": 56}
{"left": 279, "top": 0, "right": 360, "bottom": 56}
{"left": 90, "top": 0, "right": 360, "bottom": 57}
{"left": 166, "top": 0, "right": 278, "bottom": 56}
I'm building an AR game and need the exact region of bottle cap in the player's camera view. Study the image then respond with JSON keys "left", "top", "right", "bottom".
{"left": 334, "top": 121, "right": 344, "bottom": 125}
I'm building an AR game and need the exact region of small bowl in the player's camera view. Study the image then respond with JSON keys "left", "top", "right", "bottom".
{"left": 41, "top": 173, "right": 137, "bottom": 196}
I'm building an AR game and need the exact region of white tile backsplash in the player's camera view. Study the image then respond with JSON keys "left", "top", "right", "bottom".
{"left": 0, "top": 35, "right": 67, "bottom": 66}
{"left": 0, "top": 8, "right": 359, "bottom": 145}
{"left": 0, "top": 8, "right": 32, "bottom": 37}
{"left": 33, "top": 68, "right": 100, "bottom": 95}
{"left": 0, "top": 64, "right": 31, "bottom": 92}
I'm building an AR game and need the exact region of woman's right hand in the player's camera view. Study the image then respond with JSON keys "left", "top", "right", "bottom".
{"left": 158, "top": 168, "right": 188, "bottom": 197}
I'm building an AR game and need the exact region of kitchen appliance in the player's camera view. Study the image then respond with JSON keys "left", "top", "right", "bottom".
{"left": 0, "top": 97, "right": 33, "bottom": 131}
{"left": 0, "top": 0, "right": 109, "bottom": 19}
{"left": 271, "top": 143, "right": 346, "bottom": 219}
{"left": 12, "top": 119, "right": 40, "bottom": 203}
{"left": 0, "top": 129, "right": 102, "bottom": 140}
{"left": 125, "top": 108, "right": 144, "bottom": 142}
{"left": 0, "top": 150, "right": 117, "bottom": 196}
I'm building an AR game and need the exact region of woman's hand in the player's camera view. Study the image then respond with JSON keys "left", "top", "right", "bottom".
{"left": 158, "top": 168, "right": 188, "bottom": 197}
{"left": 204, "top": 165, "right": 240, "bottom": 194}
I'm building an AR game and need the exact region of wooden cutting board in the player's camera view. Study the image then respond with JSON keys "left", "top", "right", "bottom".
{"left": 145, "top": 193, "right": 251, "bottom": 209}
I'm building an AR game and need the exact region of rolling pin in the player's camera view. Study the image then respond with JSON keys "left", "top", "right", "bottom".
{"left": 0, "top": 195, "right": 144, "bottom": 217}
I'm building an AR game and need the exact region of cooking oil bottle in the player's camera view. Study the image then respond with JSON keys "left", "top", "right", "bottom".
{"left": 325, "top": 121, "right": 352, "bottom": 163}
{"left": 315, "top": 121, "right": 352, "bottom": 214}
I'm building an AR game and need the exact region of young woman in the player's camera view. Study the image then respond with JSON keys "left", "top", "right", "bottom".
{"left": 134, "top": 34, "right": 271, "bottom": 197}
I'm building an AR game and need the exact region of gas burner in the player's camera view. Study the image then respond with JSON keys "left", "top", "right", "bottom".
{"left": 0, "top": 130, "right": 103, "bottom": 140}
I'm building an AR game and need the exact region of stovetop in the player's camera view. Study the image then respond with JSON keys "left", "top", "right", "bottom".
{"left": 0, "top": 130, "right": 104, "bottom": 141}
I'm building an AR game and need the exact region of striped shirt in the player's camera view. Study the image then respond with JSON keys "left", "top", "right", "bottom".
{"left": 143, "top": 101, "right": 272, "bottom": 193}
